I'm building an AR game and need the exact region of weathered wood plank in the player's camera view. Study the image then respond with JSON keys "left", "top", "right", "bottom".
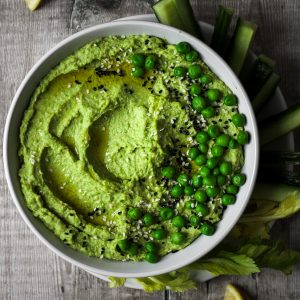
{"left": 1, "top": 0, "right": 300, "bottom": 299}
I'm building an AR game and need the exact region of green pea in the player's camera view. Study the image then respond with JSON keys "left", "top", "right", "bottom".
{"left": 192, "top": 174, "right": 202, "bottom": 188}
{"left": 188, "top": 147, "right": 200, "bottom": 160}
{"left": 144, "top": 241, "right": 158, "bottom": 253}
{"left": 177, "top": 174, "right": 190, "bottom": 186}
{"left": 199, "top": 166, "right": 211, "bottom": 177}
{"left": 171, "top": 185, "right": 184, "bottom": 198}
{"left": 127, "top": 207, "right": 142, "bottom": 220}
{"left": 200, "top": 74, "right": 212, "bottom": 84}
{"left": 185, "top": 50, "right": 199, "bottom": 62}
{"left": 145, "top": 252, "right": 159, "bottom": 263}
{"left": 145, "top": 55, "right": 156, "bottom": 70}
{"left": 132, "top": 66, "right": 144, "bottom": 77}
{"left": 159, "top": 207, "right": 175, "bottom": 220}
{"left": 152, "top": 228, "right": 167, "bottom": 240}
{"left": 199, "top": 143, "right": 209, "bottom": 153}
{"left": 206, "top": 89, "right": 221, "bottom": 101}
{"left": 221, "top": 194, "right": 236, "bottom": 205}
{"left": 189, "top": 215, "right": 201, "bottom": 226}
{"left": 217, "top": 175, "right": 227, "bottom": 186}
{"left": 185, "top": 200, "right": 195, "bottom": 209}
{"left": 200, "top": 223, "right": 215, "bottom": 236}
{"left": 195, "top": 203, "right": 209, "bottom": 216}
{"left": 232, "top": 174, "right": 246, "bottom": 186}
{"left": 174, "top": 66, "right": 187, "bottom": 77}
{"left": 216, "top": 134, "right": 230, "bottom": 147}
{"left": 206, "top": 157, "right": 219, "bottom": 169}
{"left": 194, "top": 190, "right": 207, "bottom": 203}
{"left": 172, "top": 215, "right": 186, "bottom": 229}
{"left": 188, "top": 64, "right": 202, "bottom": 79}
{"left": 212, "top": 168, "right": 220, "bottom": 176}
{"left": 184, "top": 185, "right": 195, "bottom": 196}
{"left": 196, "top": 131, "right": 210, "bottom": 144}
{"left": 219, "top": 161, "right": 232, "bottom": 175}
{"left": 192, "top": 96, "right": 207, "bottom": 112}
{"left": 194, "top": 154, "right": 207, "bottom": 166}
{"left": 201, "top": 106, "right": 215, "bottom": 118}
{"left": 207, "top": 125, "right": 221, "bottom": 138}
{"left": 176, "top": 41, "right": 191, "bottom": 54}
{"left": 129, "top": 243, "right": 139, "bottom": 256}
{"left": 171, "top": 232, "right": 186, "bottom": 245}
{"left": 206, "top": 186, "right": 220, "bottom": 197}
{"left": 117, "top": 239, "right": 130, "bottom": 252}
{"left": 237, "top": 131, "right": 250, "bottom": 145}
{"left": 190, "top": 83, "right": 202, "bottom": 96}
{"left": 131, "top": 53, "right": 145, "bottom": 67}
{"left": 203, "top": 175, "right": 217, "bottom": 186}
{"left": 162, "top": 166, "right": 176, "bottom": 179}
{"left": 232, "top": 113, "right": 246, "bottom": 128}
{"left": 211, "top": 145, "right": 224, "bottom": 157}
{"left": 143, "top": 213, "right": 156, "bottom": 226}
{"left": 228, "top": 138, "right": 239, "bottom": 149}
{"left": 226, "top": 184, "right": 239, "bottom": 194}
{"left": 224, "top": 94, "right": 237, "bottom": 106}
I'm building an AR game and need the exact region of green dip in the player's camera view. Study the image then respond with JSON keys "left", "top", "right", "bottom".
{"left": 19, "top": 35, "right": 245, "bottom": 262}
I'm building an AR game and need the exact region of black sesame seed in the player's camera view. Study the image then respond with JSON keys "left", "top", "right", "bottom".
{"left": 75, "top": 80, "right": 81, "bottom": 84}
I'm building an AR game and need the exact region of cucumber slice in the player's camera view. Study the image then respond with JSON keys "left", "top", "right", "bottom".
{"left": 246, "top": 54, "right": 276, "bottom": 99}
{"left": 226, "top": 18, "right": 257, "bottom": 75}
{"left": 210, "top": 5, "right": 234, "bottom": 56}
{"left": 252, "top": 72, "right": 280, "bottom": 113}
{"left": 152, "top": 0, "right": 202, "bottom": 39}
{"left": 259, "top": 103, "right": 300, "bottom": 146}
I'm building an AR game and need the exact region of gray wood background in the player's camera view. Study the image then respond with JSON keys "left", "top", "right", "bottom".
{"left": 1, "top": 0, "right": 300, "bottom": 299}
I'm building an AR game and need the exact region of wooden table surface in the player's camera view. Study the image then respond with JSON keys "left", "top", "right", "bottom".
{"left": 1, "top": 0, "right": 300, "bottom": 299}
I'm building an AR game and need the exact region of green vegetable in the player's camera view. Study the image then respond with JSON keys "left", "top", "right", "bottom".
{"left": 185, "top": 50, "right": 199, "bottom": 62}
{"left": 195, "top": 203, "right": 209, "bottom": 216}
{"left": 217, "top": 175, "right": 227, "bottom": 186}
{"left": 200, "top": 223, "right": 215, "bottom": 235}
{"left": 145, "top": 252, "right": 160, "bottom": 263}
{"left": 129, "top": 243, "right": 139, "bottom": 256}
{"left": 194, "top": 154, "right": 206, "bottom": 166}
{"left": 152, "top": 0, "right": 203, "bottom": 39}
{"left": 162, "top": 166, "right": 176, "bottom": 179}
{"left": 201, "top": 106, "right": 215, "bottom": 118}
{"left": 196, "top": 131, "right": 209, "bottom": 144}
{"left": 232, "top": 174, "right": 246, "bottom": 186}
{"left": 219, "top": 161, "right": 232, "bottom": 175}
{"left": 203, "top": 175, "right": 217, "bottom": 186}
{"left": 232, "top": 113, "right": 246, "bottom": 127}
{"left": 185, "top": 200, "right": 194, "bottom": 209}
{"left": 192, "top": 96, "right": 207, "bottom": 112}
{"left": 198, "top": 143, "right": 209, "bottom": 153}
{"left": 177, "top": 174, "right": 190, "bottom": 186}
{"left": 237, "top": 131, "right": 249, "bottom": 145}
{"left": 226, "top": 18, "right": 257, "bottom": 75}
{"left": 211, "top": 145, "right": 224, "bottom": 157}
{"left": 259, "top": 104, "right": 300, "bottom": 146}
{"left": 176, "top": 41, "right": 191, "bottom": 54}
{"left": 131, "top": 53, "right": 145, "bottom": 67}
{"left": 189, "top": 215, "right": 201, "bottom": 226}
{"left": 171, "top": 232, "right": 186, "bottom": 244}
{"left": 184, "top": 185, "right": 195, "bottom": 196}
{"left": 127, "top": 207, "right": 142, "bottom": 220}
{"left": 131, "top": 66, "right": 144, "bottom": 77}
{"left": 206, "top": 89, "right": 221, "bottom": 101}
{"left": 188, "top": 64, "right": 202, "bottom": 79}
{"left": 144, "top": 241, "right": 158, "bottom": 253}
{"left": 252, "top": 72, "right": 280, "bottom": 113}
{"left": 152, "top": 228, "right": 167, "bottom": 240}
{"left": 194, "top": 190, "right": 207, "bottom": 203}
{"left": 199, "top": 166, "right": 211, "bottom": 177}
{"left": 206, "top": 186, "right": 220, "bottom": 197}
{"left": 192, "top": 174, "right": 202, "bottom": 187}
{"left": 174, "top": 66, "right": 187, "bottom": 77}
{"left": 190, "top": 84, "right": 201, "bottom": 96}
{"left": 108, "top": 276, "right": 126, "bottom": 288}
{"left": 207, "top": 125, "right": 220, "bottom": 138}
{"left": 143, "top": 213, "right": 156, "bottom": 226}
{"left": 210, "top": 5, "right": 234, "bottom": 56}
{"left": 223, "top": 94, "right": 237, "bottom": 106}
{"left": 160, "top": 207, "right": 175, "bottom": 220}
{"left": 171, "top": 185, "right": 184, "bottom": 197}
{"left": 145, "top": 55, "right": 156, "bottom": 70}
{"left": 216, "top": 134, "right": 230, "bottom": 147}
{"left": 188, "top": 147, "right": 200, "bottom": 160}
{"left": 206, "top": 157, "right": 219, "bottom": 169}
{"left": 172, "top": 215, "right": 186, "bottom": 228}
{"left": 117, "top": 239, "right": 131, "bottom": 252}
{"left": 200, "top": 74, "right": 212, "bottom": 84}
{"left": 221, "top": 194, "right": 236, "bottom": 205}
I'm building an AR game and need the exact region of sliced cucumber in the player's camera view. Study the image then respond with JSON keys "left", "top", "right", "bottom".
{"left": 152, "top": 0, "right": 202, "bottom": 39}
{"left": 259, "top": 103, "right": 300, "bottom": 146}
{"left": 210, "top": 5, "right": 234, "bottom": 56}
{"left": 226, "top": 18, "right": 257, "bottom": 75}
{"left": 252, "top": 72, "right": 280, "bottom": 113}
{"left": 246, "top": 54, "right": 276, "bottom": 99}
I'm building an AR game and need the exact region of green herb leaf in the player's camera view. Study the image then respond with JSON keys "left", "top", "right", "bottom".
{"left": 189, "top": 250, "right": 260, "bottom": 275}
{"left": 108, "top": 276, "right": 126, "bottom": 288}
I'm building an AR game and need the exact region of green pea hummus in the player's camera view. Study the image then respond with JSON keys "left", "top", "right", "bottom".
{"left": 19, "top": 35, "right": 244, "bottom": 261}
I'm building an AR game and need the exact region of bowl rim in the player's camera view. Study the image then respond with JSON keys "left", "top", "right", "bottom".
{"left": 3, "top": 19, "right": 259, "bottom": 278}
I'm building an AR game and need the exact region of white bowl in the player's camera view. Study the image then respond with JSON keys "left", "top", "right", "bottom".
{"left": 3, "top": 20, "right": 259, "bottom": 278}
